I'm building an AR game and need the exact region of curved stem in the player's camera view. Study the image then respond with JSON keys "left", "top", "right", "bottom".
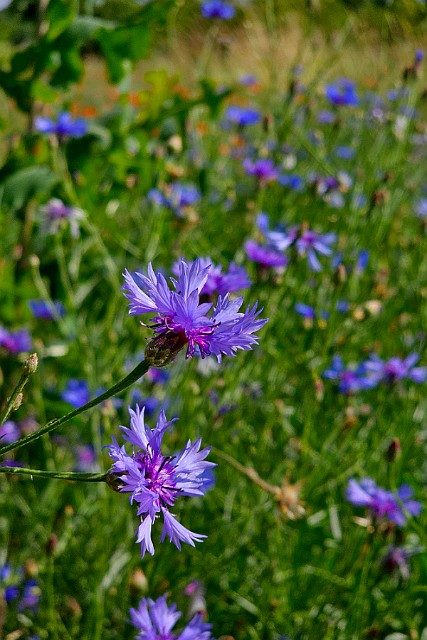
{"left": 0, "top": 360, "right": 150, "bottom": 457}
{"left": 0, "top": 354, "right": 38, "bottom": 426}
{"left": 0, "top": 466, "right": 109, "bottom": 482}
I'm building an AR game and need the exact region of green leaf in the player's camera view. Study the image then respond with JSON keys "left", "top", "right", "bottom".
{"left": 1, "top": 165, "right": 59, "bottom": 209}
{"left": 45, "top": 0, "right": 78, "bottom": 41}
{"left": 30, "top": 79, "right": 59, "bottom": 102}
{"left": 98, "top": 22, "right": 153, "bottom": 84}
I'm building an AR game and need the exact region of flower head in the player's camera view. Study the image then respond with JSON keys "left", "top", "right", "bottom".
{"left": 61, "top": 380, "right": 90, "bottom": 408}
{"left": 201, "top": 0, "right": 235, "bottom": 19}
{"left": 323, "top": 355, "right": 376, "bottom": 394}
{"left": 107, "top": 406, "right": 215, "bottom": 557}
{"left": 173, "top": 257, "right": 251, "bottom": 298}
{"left": 243, "top": 158, "right": 279, "bottom": 183}
{"left": 325, "top": 79, "right": 360, "bottom": 107}
{"left": 29, "top": 300, "right": 65, "bottom": 320}
{"left": 225, "top": 105, "right": 261, "bottom": 126}
{"left": 0, "top": 326, "right": 32, "bottom": 355}
{"left": 123, "top": 259, "right": 267, "bottom": 365}
{"left": 39, "top": 198, "right": 85, "bottom": 237}
{"left": 364, "top": 353, "right": 427, "bottom": 385}
{"left": 130, "top": 594, "right": 214, "bottom": 639}
{"left": 35, "top": 111, "right": 88, "bottom": 139}
{"left": 346, "top": 478, "right": 422, "bottom": 527}
{"left": 0, "top": 420, "right": 20, "bottom": 444}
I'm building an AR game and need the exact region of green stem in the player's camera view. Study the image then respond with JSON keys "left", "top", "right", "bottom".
{"left": 0, "top": 354, "right": 38, "bottom": 426}
{"left": 0, "top": 466, "right": 109, "bottom": 482}
{"left": 0, "top": 360, "right": 150, "bottom": 457}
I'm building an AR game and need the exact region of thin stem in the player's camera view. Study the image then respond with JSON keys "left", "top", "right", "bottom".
{"left": 0, "top": 354, "right": 38, "bottom": 426}
{"left": 0, "top": 466, "right": 109, "bottom": 482}
{"left": 0, "top": 360, "right": 150, "bottom": 457}
{"left": 212, "top": 447, "right": 279, "bottom": 497}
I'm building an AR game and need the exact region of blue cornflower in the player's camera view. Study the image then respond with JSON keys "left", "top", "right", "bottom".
{"left": 130, "top": 594, "right": 214, "bottom": 639}
{"left": 323, "top": 355, "right": 376, "bottom": 394}
{"left": 278, "top": 174, "right": 304, "bottom": 191}
{"left": 173, "top": 257, "right": 251, "bottom": 297}
{"left": 123, "top": 259, "right": 267, "bottom": 365}
{"left": 35, "top": 111, "right": 88, "bottom": 138}
{"left": 346, "top": 478, "right": 422, "bottom": 527}
{"left": 29, "top": 300, "right": 65, "bottom": 320}
{"left": 201, "top": 0, "right": 235, "bottom": 19}
{"left": 107, "top": 406, "right": 215, "bottom": 557}
{"left": 61, "top": 380, "right": 90, "bottom": 408}
{"left": 169, "top": 183, "right": 201, "bottom": 211}
{"left": 295, "top": 303, "right": 315, "bottom": 320}
{"left": 225, "top": 105, "right": 261, "bottom": 126}
{"left": 325, "top": 79, "right": 360, "bottom": 107}
{"left": 0, "top": 326, "right": 32, "bottom": 355}
{"left": 243, "top": 158, "right": 279, "bottom": 183}
{"left": 364, "top": 353, "right": 427, "bottom": 385}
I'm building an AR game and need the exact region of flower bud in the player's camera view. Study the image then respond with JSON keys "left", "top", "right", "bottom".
{"left": 144, "top": 332, "right": 188, "bottom": 368}
{"left": 24, "top": 353, "right": 38, "bottom": 375}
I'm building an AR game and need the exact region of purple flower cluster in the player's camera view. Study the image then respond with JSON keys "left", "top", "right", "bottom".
{"left": 123, "top": 259, "right": 267, "bottom": 364}
{"left": 346, "top": 478, "right": 422, "bottom": 527}
{"left": 0, "top": 564, "right": 41, "bottom": 612}
{"left": 172, "top": 257, "right": 251, "bottom": 298}
{"left": 130, "top": 594, "right": 214, "bottom": 639}
{"left": 323, "top": 353, "right": 427, "bottom": 393}
{"left": 107, "top": 406, "right": 215, "bottom": 557}
{"left": 0, "top": 326, "right": 32, "bottom": 355}
{"left": 35, "top": 111, "right": 88, "bottom": 139}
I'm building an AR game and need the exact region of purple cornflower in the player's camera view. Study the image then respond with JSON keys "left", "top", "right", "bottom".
{"left": 61, "top": 380, "right": 90, "bottom": 408}
{"left": 244, "top": 240, "right": 288, "bottom": 269}
{"left": 225, "top": 105, "right": 261, "bottom": 126}
{"left": 130, "top": 594, "right": 214, "bottom": 639}
{"left": 173, "top": 257, "right": 251, "bottom": 297}
{"left": 123, "top": 259, "right": 267, "bottom": 365}
{"left": 0, "top": 326, "right": 32, "bottom": 355}
{"left": 39, "top": 198, "right": 85, "bottom": 237}
{"left": 243, "top": 158, "right": 279, "bottom": 183}
{"left": 364, "top": 353, "right": 427, "bottom": 385}
{"left": 346, "top": 478, "right": 422, "bottom": 526}
{"left": 295, "top": 230, "right": 337, "bottom": 272}
{"left": 323, "top": 355, "right": 376, "bottom": 394}
{"left": 29, "top": 300, "right": 65, "bottom": 320}
{"left": 325, "top": 79, "right": 360, "bottom": 107}
{"left": 381, "top": 545, "right": 423, "bottom": 580}
{"left": 107, "top": 406, "right": 215, "bottom": 557}
{"left": 0, "top": 420, "right": 20, "bottom": 444}
{"left": 35, "top": 111, "right": 88, "bottom": 139}
{"left": 201, "top": 0, "right": 235, "bottom": 19}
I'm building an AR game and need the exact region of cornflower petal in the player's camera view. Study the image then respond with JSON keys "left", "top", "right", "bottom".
{"left": 160, "top": 509, "right": 206, "bottom": 549}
